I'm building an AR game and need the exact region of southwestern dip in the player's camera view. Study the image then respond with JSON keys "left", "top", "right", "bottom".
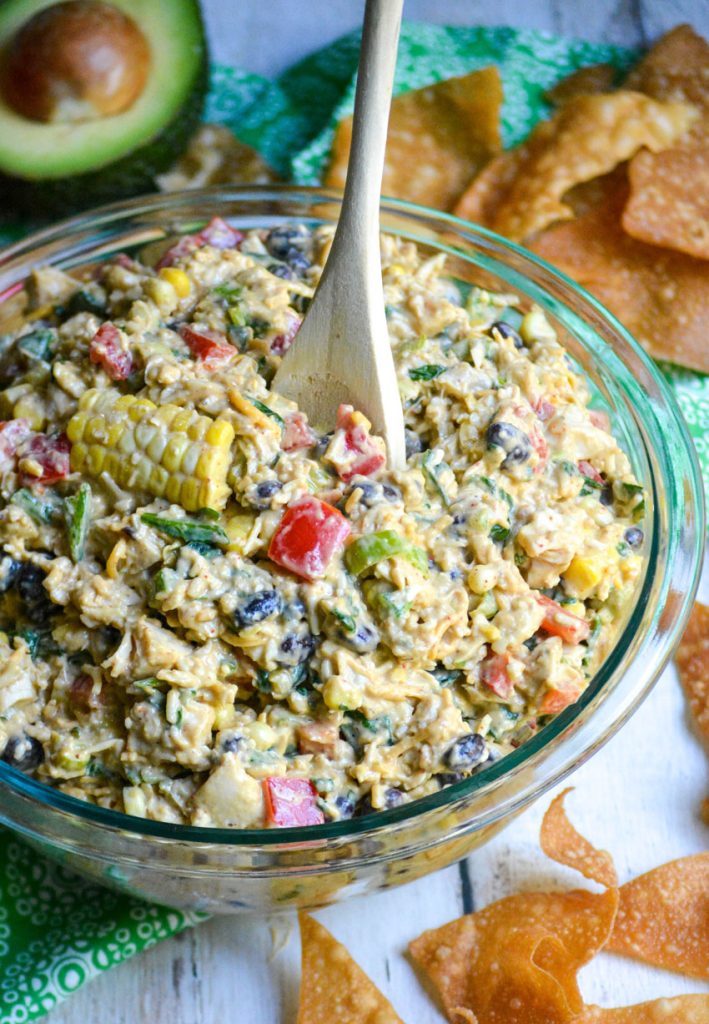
{"left": 0, "top": 219, "right": 644, "bottom": 828}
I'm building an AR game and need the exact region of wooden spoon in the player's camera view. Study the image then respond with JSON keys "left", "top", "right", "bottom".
{"left": 273, "top": 0, "right": 406, "bottom": 470}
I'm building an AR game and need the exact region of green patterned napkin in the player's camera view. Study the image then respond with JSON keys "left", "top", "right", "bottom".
{"left": 0, "top": 24, "right": 707, "bottom": 1024}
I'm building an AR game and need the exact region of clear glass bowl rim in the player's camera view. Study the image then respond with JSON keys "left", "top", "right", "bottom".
{"left": 0, "top": 185, "right": 704, "bottom": 848}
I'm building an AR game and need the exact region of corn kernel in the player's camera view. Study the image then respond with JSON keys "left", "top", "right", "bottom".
{"left": 123, "top": 786, "right": 147, "bottom": 818}
{"left": 158, "top": 267, "right": 191, "bottom": 298}
{"left": 13, "top": 393, "right": 45, "bottom": 431}
{"left": 468, "top": 564, "right": 497, "bottom": 594}
{"left": 246, "top": 721, "right": 276, "bottom": 750}
{"left": 225, "top": 512, "right": 256, "bottom": 552}
{"left": 564, "top": 555, "right": 603, "bottom": 599}
{"left": 521, "top": 308, "right": 556, "bottom": 344}
{"left": 323, "top": 676, "right": 362, "bottom": 711}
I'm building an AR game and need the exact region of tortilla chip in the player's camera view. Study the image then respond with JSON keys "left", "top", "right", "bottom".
{"left": 621, "top": 26, "right": 709, "bottom": 258}
{"left": 541, "top": 789, "right": 618, "bottom": 888}
{"left": 675, "top": 601, "right": 709, "bottom": 746}
{"left": 606, "top": 854, "right": 709, "bottom": 980}
{"left": 453, "top": 91, "right": 696, "bottom": 240}
{"left": 622, "top": 142, "right": 709, "bottom": 259}
{"left": 325, "top": 67, "right": 502, "bottom": 211}
{"left": 545, "top": 64, "right": 617, "bottom": 105}
{"left": 624, "top": 24, "right": 709, "bottom": 112}
{"left": 157, "top": 124, "right": 278, "bottom": 192}
{"left": 579, "top": 996, "right": 709, "bottom": 1022}
{"left": 532, "top": 183, "right": 709, "bottom": 373}
{"left": 409, "top": 888, "right": 618, "bottom": 1023}
{"left": 297, "top": 913, "right": 404, "bottom": 1024}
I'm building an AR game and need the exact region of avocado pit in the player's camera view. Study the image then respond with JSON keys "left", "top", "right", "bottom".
{"left": 1, "top": 0, "right": 150, "bottom": 123}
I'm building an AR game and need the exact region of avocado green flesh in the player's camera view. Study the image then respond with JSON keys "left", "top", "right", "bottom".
{"left": 0, "top": 0, "right": 206, "bottom": 181}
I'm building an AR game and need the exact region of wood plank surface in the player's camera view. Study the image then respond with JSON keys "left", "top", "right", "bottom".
{"left": 46, "top": 1, "right": 708, "bottom": 1021}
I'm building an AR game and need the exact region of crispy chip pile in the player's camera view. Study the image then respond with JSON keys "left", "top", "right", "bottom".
{"left": 675, "top": 601, "right": 709, "bottom": 747}
{"left": 453, "top": 91, "right": 695, "bottom": 241}
{"left": 410, "top": 791, "right": 709, "bottom": 1024}
{"left": 621, "top": 25, "right": 709, "bottom": 259}
{"left": 297, "top": 913, "right": 404, "bottom": 1024}
{"left": 325, "top": 67, "right": 502, "bottom": 211}
{"left": 531, "top": 184, "right": 709, "bottom": 373}
{"left": 606, "top": 854, "right": 709, "bottom": 980}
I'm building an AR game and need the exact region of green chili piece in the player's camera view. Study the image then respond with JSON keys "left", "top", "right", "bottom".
{"left": 17, "top": 328, "right": 56, "bottom": 363}
{"left": 489, "top": 524, "right": 511, "bottom": 545}
{"left": 65, "top": 483, "right": 92, "bottom": 562}
{"left": 140, "top": 514, "right": 228, "bottom": 546}
{"left": 11, "top": 488, "right": 58, "bottom": 524}
{"left": 249, "top": 398, "right": 284, "bottom": 426}
{"left": 345, "top": 530, "right": 428, "bottom": 576}
{"left": 409, "top": 364, "right": 445, "bottom": 381}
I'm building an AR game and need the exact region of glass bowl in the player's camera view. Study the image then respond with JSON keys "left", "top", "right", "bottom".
{"left": 0, "top": 187, "right": 703, "bottom": 914}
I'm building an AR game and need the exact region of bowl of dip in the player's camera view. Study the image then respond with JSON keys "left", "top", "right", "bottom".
{"left": 0, "top": 186, "right": 703, "bottom": 913}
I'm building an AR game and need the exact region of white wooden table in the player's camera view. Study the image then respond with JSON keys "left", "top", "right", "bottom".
{"left": 49, "top": 2, "right": 708, "bottom": 1021}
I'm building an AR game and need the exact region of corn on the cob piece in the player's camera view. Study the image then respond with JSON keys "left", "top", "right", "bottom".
{"left": 67, "top": 389, "right": 235, "bottom": 511}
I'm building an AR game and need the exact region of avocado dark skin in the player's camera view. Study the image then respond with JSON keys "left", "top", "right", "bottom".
{"left": 0, "top": 0, "right": 208, "bottom": 219}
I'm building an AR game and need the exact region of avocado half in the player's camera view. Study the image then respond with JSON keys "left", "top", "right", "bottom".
{"left": 0, "top": 0, "right": 208, "bottom": 217}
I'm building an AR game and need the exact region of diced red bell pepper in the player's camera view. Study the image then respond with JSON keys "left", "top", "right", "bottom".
{"left": 180, "top": 324, "right": 235, "bottom": 368}
{"left": 334, "top": 404, "right": 386, "bottom": 483}
{"left": 589, "top": 409, "right": 611, "bottom": 432}
{"left": 281, "top": 412, "right": 315, "bottom": 452}
{"left": 271, "top": 312, "right": 301, "bottom": 356}
{"left": 536, "top": 595, "right": 591, "bottom": 644}
{"left": 578, "top": 460, "right": 604, "bottom": 485}
{"left": 19, "top": 432, "right": 71, "bottom": 485}
{"left": 268, "top": 495, "right": 350, "bottom": 581}
{"left": 264, "top": 776, "right": 324, "bottom": 827}
{"left": 156, "top": 217, "right": 244, "bottom": 269}
{"left": 533, "top": 397, "right": 555, "bottom": 422}
{"left": 89, "top": 323, "right": 133, "bottom": 381}
{"left": 538, "top": 680, "right": 583, "bottom": 716}
{"left": 480, "top": 652, "right": 514, "bottom": 699}
{"left": 0, "top": 419, "right": 32, "bottom": 473}
{"left": 531, "top": 426, "right": 549, "bottom": 470}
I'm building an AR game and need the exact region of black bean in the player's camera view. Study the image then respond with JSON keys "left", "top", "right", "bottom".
{"left": 437, "top": 771, "right": 464, "bottom": 787}
{"left": 444, "top": 733, "right": 488, "bottom": 771}
{"left": 382, "top": 483, "right": 402, "bottom": 502}
{"left": 335, "top": 793, "right": 355, "bottom": 819}
{"left": 339, "top": 623, "right": 380, "bottom": 654}
{"left": 624, "top": 526, "right": 644, "bottom": 548}
{"left": 600, "top": 483, "right": 614, "bottom": 506}
{"left": 1, "top": 735, "right": 44, "bottom": 771}
{"left": 16, "top": 563, "right": 55, "bottom": 624}
{"left": 255, "top": 480, "right": 281, "bottom": 499}
{"left": 485, "top": 421, "right": 531, "bottom": 468}
{"left": 492, "top": 320, "right": 523, "bottom": 349}
{"left": 279, "top": 631, "right": 315, "bottom": 664}
{"left": 269, "top": 262, "right": 296, "bottom": 281}
{"left": 385, "top": 788, "right": 405, "bottom": 808}
{"left": 354, "top": 793, "right": 375, "bottom": 818}
{"left": 265, "top": 225, "right": 310, "bottom": 261}
{"left": 314, "top": 432, "right": 333, "bottom": 458}
{"left": 222, "top": 736, "right": 241, "bottom": 753}
{"left": 405, "top": 429, "right": 423, "bottom": 458}
{"left": 234, "top": 590, "right": 283, "bottom": 628}
{"left": 101, "top": 626, "right": 122, "bottom": 649}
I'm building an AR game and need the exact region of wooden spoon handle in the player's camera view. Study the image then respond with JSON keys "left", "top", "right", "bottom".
{"left": 337, "top": 0, "right": 403, "bottom": 247}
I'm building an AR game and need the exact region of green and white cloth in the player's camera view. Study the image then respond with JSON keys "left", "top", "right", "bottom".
{"left": 0, "top": 24, "right": 707, "bottom": 1023}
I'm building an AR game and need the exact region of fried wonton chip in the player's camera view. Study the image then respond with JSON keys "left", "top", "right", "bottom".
{"left": 675, "top": 601, "right": 709, "bottom": 746}
{"left": 297, "top": 913, "right": 404, "bottom": 1024}
{"left": 454, "top": 91, "right": 696, "bottom": 240}
{"left": 541, "top": 789, "right": 618, "bottom": 888}
{"left": 624, "top": 24, "right": 709, "bottom": 111}
{"left": 157, "top": 124, "right": 278, "bottom": 192}
{"left": 532, "top": 183, "right": 709, "bottom": 372}
{"left": 605, "top": 854, "right": 709, "bottom": 979}
{"left": 545, "top": 64, "right": 617, "bottom": 106}
{"left": 579, "top": 995, "right": 709, "bottom": 1022}
{"left": 621, "top": 26, "right": 709, "bottom": 258}
{"left": 325, "top": 67, "right": 502, "bottom": 211}
{"left": 409, "top": 884, "right": 618, "bottom": 1022}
